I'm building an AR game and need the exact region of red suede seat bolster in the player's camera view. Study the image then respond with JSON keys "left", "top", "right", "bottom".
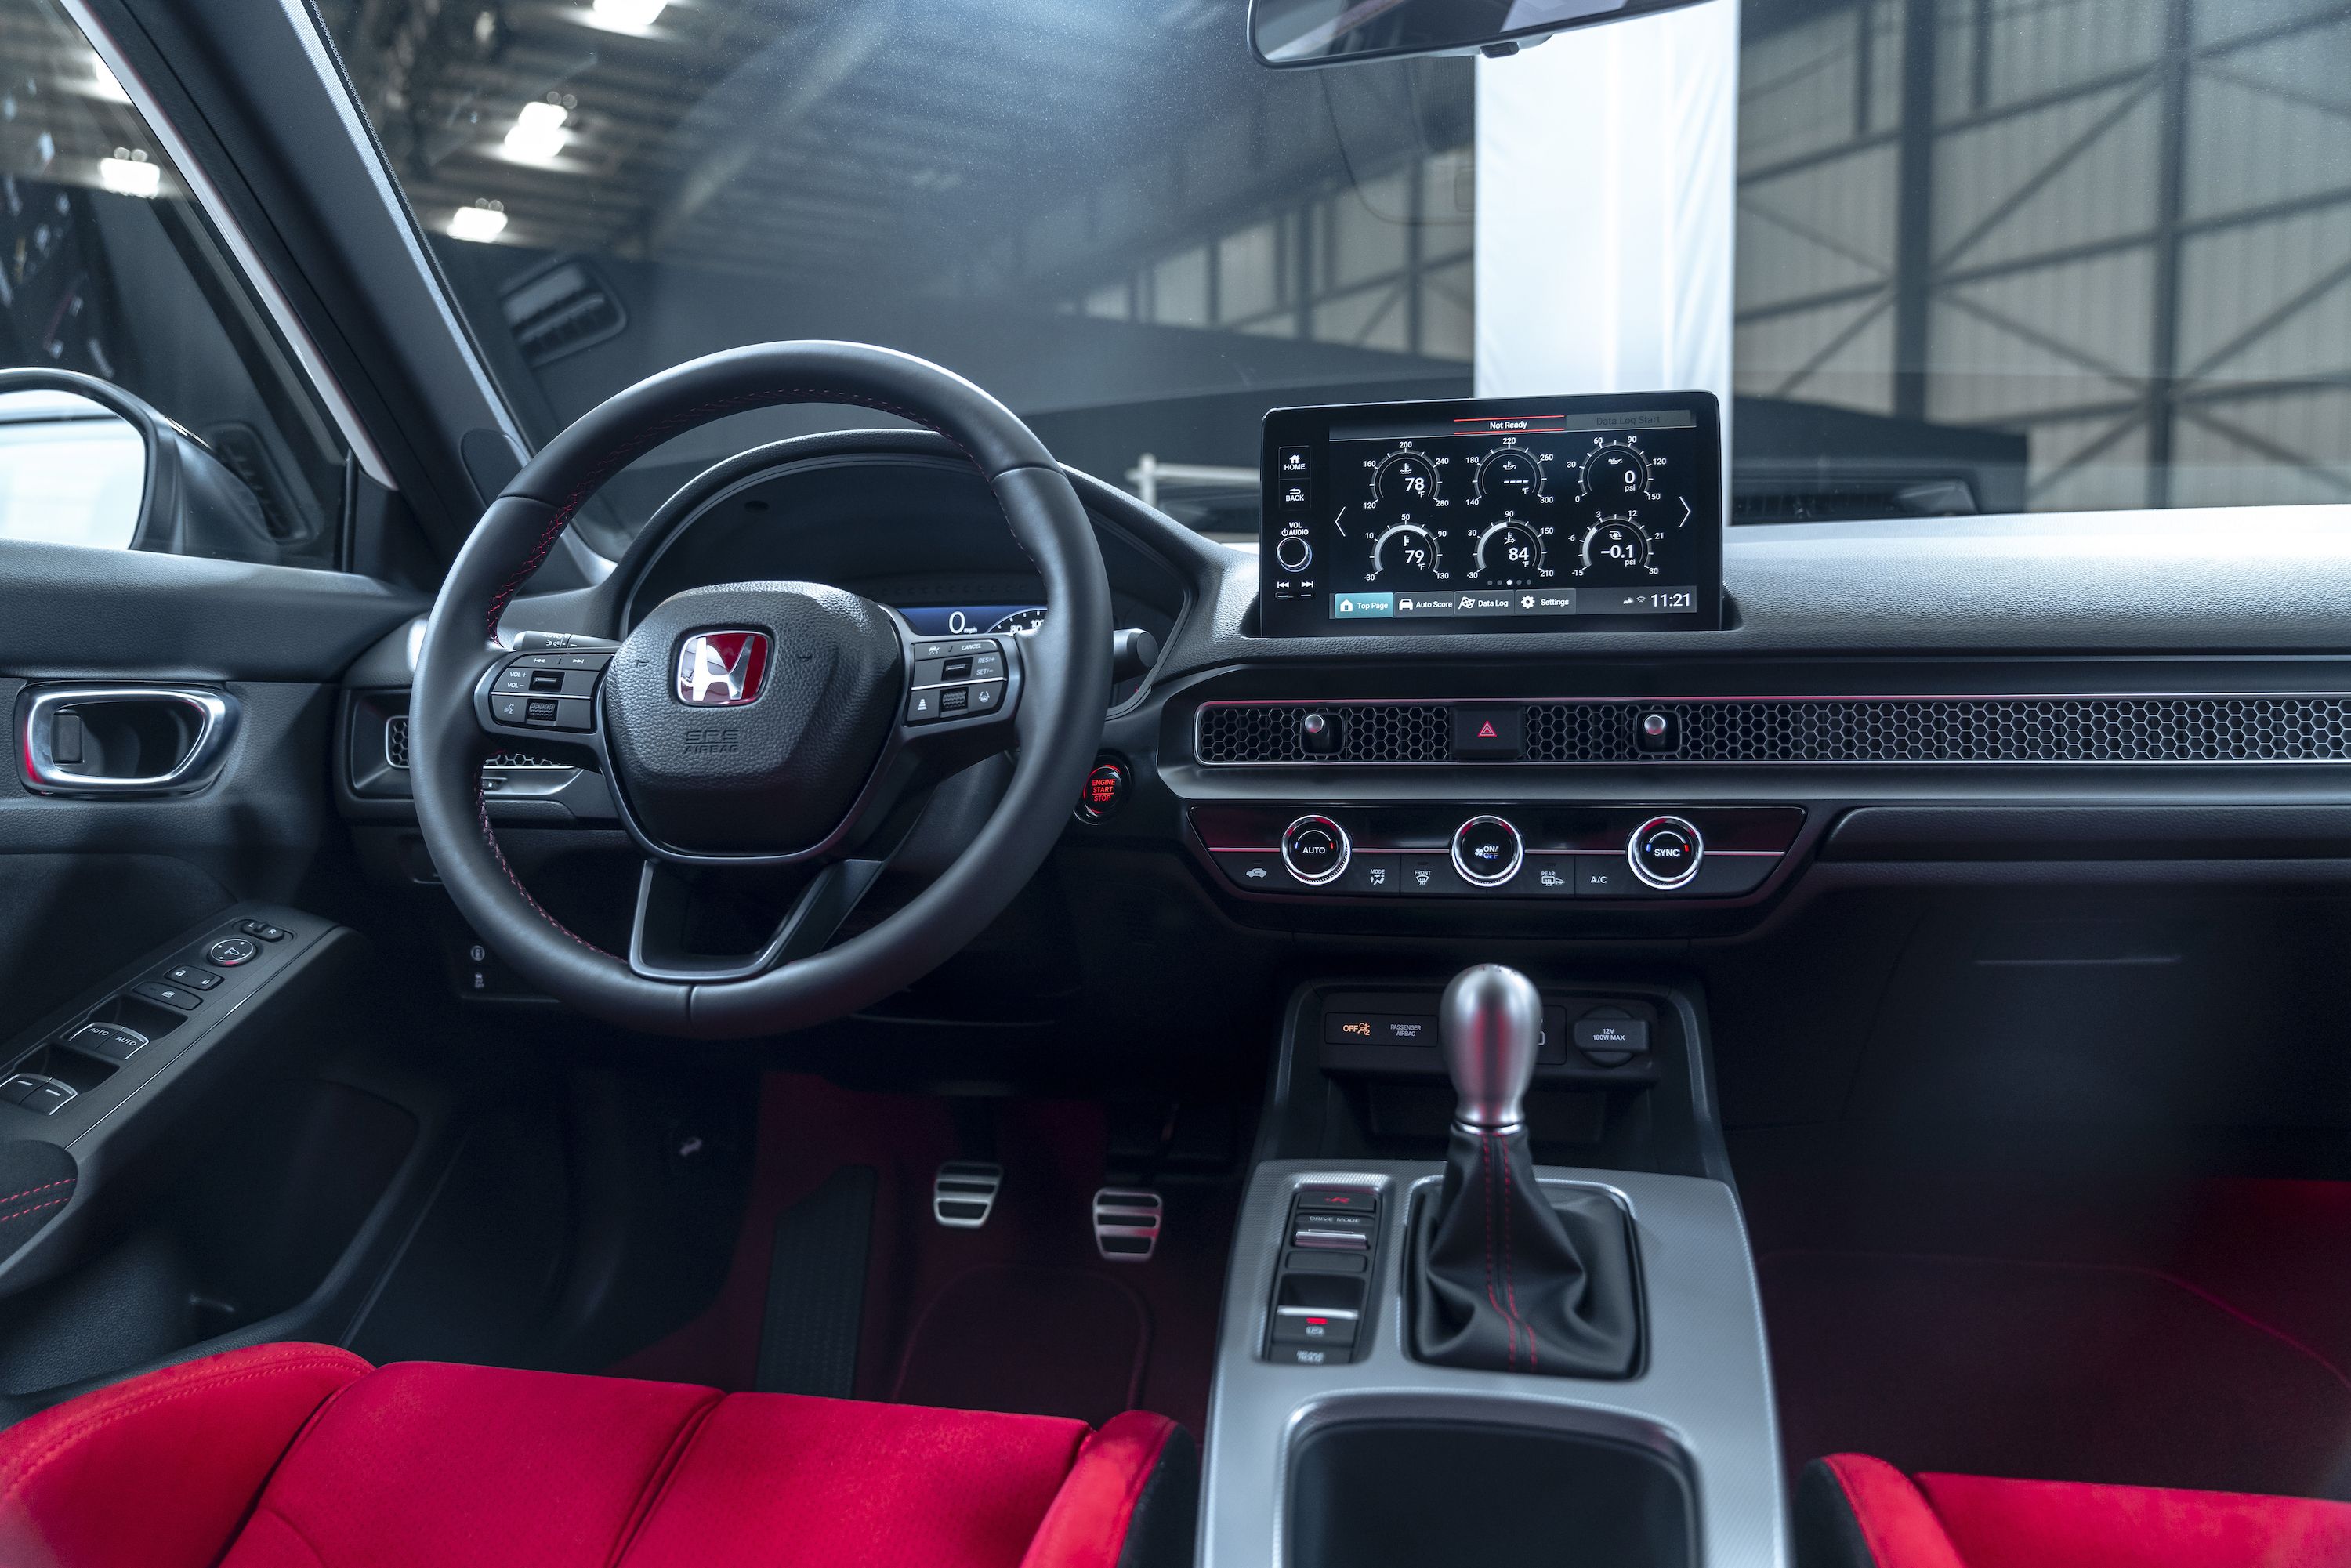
{"left": 0, "top": 1342, "right": 372, "bottom": 1568}
{"left": 1915, "top": 1470, "right": 2351, "bottom": 1568}
{"left": 1019, "top": 1410, "right": 1181, "bottom": 1568}
{"left": 1819, "top": 1454, "right": 1970, "bottom": 1568}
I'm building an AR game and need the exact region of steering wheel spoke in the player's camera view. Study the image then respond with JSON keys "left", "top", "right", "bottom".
{"left": 627, "top": 854, "right": 889, "bottom": 982}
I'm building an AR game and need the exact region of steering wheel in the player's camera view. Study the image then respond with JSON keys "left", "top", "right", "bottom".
{"left": 409, "top": 342, "right": 1111, "bottom": 1038}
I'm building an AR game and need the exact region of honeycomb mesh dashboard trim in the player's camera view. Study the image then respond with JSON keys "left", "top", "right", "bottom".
{"left": 1194, "top": 696, "right": 2351, "bottom": 766}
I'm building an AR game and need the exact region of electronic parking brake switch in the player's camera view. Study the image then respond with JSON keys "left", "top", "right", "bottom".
{"left": 1268, "top": 1186, "right": 1378, "bottom": 1364}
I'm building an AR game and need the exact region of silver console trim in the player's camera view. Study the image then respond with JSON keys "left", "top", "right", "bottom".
{"left": 1200, "top": 1161, "right": 1786, "bottom": 1567}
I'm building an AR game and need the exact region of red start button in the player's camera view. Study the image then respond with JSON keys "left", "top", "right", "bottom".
{"left": 1076, "top": 759, "right": 1128, "bottom": 822}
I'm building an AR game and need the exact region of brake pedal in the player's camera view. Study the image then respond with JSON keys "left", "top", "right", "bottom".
{"left": 1093, "top": 1187, "right": 1162, "bottom": 1262}
{"left": 933, "top": 1161, "right": 1002, "bottom": 1229}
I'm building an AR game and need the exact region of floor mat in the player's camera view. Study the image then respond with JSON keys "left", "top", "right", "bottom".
{"left": 1762, "top": 1249, "right": 2351, "bottom": 1497}
{"left": 1738, "top": 1132, "right": 2351, "bottom": 1499}
{"left": 889, "top": 1265, "right": 1147, "bottom": 1425}
{"left": 608, "top": 1074, "right": 1236, "bottom": 1437}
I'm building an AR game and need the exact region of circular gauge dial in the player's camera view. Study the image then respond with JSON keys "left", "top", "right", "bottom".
{"left": 1469, "top": 520, "right": 1546, "bottom": 583}
{"left": 1370, "top": 523, "right": 1442, "bottom": 583}
{"left": 1372, "top": 451, "right": 1441, "bottom": 509}
{"left": 1474, "top": 448, "right": 1544, "bottom": 505}
{"left": 1578, "top": 516, "right": 1654, "bottom": 574}
{"left": 1578, "top": 441, "right": 1657, "bottom": 502}
{"left": 987, "top": 607, "right": 1049, "bottom": 633}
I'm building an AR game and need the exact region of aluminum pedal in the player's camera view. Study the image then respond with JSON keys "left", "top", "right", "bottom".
{"left": 1093, "top": 1187, "right": 1163, "bottom": 1262}
{"left": 933, "top": 1161, "right": 1003, "bottom": 1229}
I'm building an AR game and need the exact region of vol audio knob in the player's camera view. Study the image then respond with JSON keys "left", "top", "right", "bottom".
{"left": 1274, "top": 534, "right": 1313, "bottom": 572}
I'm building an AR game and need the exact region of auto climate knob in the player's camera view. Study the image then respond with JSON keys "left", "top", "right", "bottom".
{"left": 1281, "top": 814, "right": 1350, "bottom": 885}
{"left": 1628, "top": 815, "right": 1704, "bottom": 889}
{"left": 1450, "top": 815, "right": 1524, "bottom": 886}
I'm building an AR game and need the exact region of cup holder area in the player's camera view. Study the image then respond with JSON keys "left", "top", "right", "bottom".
{"left": 1288, "top": 1419, "right": 1695, "bottom": 1568}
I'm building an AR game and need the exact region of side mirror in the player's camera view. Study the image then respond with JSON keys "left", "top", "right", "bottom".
{"left": 0, "top": 368, "right": 281, "bottom": 563}
{"left": 1251, "top": 0, "right": 1714, "bottom": 68}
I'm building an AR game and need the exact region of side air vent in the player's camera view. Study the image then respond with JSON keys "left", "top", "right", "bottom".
{"left": 500, "top": 259, "right": 627, "bottom": 368}
{"left": 1197, "top": 697, "right": 2351, "bottom": 766}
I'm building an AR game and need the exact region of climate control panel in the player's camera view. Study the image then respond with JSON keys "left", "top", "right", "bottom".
{"left": 1191, "top": 804, "right": 1802, "bottom": 900}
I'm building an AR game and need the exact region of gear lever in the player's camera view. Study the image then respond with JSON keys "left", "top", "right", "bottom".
{"left": 1408, "top": 963, "right": 1642, "bottom": 1378}
{"left": 1440, "top": 964, "right": 1544, "bottom": 1134}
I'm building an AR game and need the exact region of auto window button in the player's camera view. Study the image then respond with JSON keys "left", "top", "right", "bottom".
{"left": 5, "top": 1077, "right": 74, "bottom": 1115}
{"left": 66, "top": 1023, "right": 148, "bottom": 1063}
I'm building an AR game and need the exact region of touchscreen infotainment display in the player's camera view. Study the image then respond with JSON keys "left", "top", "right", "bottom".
{"left": 1258, "top": 392, "right": 1723, "bottom": 637}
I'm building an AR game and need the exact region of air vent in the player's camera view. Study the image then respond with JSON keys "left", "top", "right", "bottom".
{"left": 1197, "top": 697, "right": 2351, "bottom": 766}
{"left": 500, "top": 259, "right": 626, "bottom": 368}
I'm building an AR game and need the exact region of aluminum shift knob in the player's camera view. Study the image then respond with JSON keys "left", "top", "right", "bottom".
{"left": 1440, "top": 963, "right": 1543, "bottom": 1133}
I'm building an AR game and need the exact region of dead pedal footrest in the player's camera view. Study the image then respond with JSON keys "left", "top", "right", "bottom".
{"left": 933, "top": 1161, "right": 1003, "bottom": 1229}
{"left": 1093, "top": 1187, "right": 1163, "bottom": 1262}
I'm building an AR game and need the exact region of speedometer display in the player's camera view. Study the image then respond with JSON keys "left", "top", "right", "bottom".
{"left": 897, "top": 603, "right": 1045, "bottom": 636}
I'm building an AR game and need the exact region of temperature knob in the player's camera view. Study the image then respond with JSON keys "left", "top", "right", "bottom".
{"left": 1628, "top": 816, "right": 1704, "bottom": 889}
{"left": 1274, "top": 534, "right": 1313, "bottom": 572}
{"left": 1282, "top": 815, "right": 1351, "bottom": 885}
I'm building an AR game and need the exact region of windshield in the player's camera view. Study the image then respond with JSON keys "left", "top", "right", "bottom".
{"left": 316, "top": 0, "right": 2351, "bottom": 554}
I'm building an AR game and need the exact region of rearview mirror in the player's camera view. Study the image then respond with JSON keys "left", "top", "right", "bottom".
{"left": 1251, "top": 0, "right": 1715, "bottom": 68}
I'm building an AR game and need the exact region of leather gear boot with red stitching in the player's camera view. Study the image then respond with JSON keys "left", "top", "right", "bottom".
{"left": 1407, "top": 1125, "right": 1642, "bottom": 1378}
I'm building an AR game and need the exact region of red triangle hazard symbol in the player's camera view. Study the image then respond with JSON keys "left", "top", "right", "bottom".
{"left": 1477, "top": 721, "right": 1498, "bottom": 739}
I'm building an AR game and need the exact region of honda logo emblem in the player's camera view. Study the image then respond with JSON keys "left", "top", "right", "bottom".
{"left": 674, "top": 631, "right": 769, "bottom": 706}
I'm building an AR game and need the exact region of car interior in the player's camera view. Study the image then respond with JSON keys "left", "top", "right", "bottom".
{"left": 6, "top": 0, "right": 2351, "bottom": 1563}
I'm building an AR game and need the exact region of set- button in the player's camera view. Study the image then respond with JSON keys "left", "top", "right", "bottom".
{"left": 906, "top": 638, "right": 1009, "bottom": 726}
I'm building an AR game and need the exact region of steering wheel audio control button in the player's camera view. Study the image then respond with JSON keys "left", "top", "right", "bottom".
{"left": 1281, "top": 815, "right": 1351, "bottom": 885}
{"left": 1628, "top": 815, "right": 1704, "bottom": 889}
{"left": 1451, "top": 816, "right": 1524, "bottom": 886}
{"left": 207, "top": 936, "right": 259, "bottom": 969}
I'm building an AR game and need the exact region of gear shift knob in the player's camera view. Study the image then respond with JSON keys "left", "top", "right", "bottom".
{"left": 1440, "top": 963, "right": 1543, "bottom": 1133}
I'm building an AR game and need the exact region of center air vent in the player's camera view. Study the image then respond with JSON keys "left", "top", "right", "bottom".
{"left": 1196, "top": 696, "right": 2351, "bottom": 766}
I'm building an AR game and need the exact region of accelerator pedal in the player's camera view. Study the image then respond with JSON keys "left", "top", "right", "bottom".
{"left": 933, "top": 1161, "right": 1004, "bottom": 1229}
{"left": 1092, "top": 1187, "right": 1163, "bottom": 1262}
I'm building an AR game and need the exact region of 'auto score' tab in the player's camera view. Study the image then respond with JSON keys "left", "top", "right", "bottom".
{"left": 1394, "top": 589, "right": 1578, "bottom": 618}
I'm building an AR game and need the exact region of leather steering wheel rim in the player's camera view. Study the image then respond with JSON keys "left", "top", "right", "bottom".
{"left": 409, "top": 342, "right": 1111, "bottom": 1038}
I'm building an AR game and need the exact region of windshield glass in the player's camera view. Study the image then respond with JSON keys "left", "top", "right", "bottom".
{"left": 317, "top": 0, "right": 2351, "bottom": 553}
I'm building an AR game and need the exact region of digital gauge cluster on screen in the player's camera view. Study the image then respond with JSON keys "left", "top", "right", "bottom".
{"left": 895, "top": 604, "right": 1047, "bottom": 637}
{"left": 1259, "top": 393, "right": 1724, "bottom": 637}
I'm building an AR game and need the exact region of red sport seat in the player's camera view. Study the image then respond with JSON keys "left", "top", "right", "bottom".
{"left": 0, "top": 1343, "right": 1195, "bottom": 1568}
{"left": 1798, "top": 1453, "right": 2351, "bottom": 1568}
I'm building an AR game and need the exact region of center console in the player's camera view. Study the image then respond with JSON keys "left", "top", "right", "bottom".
{"left": 1201, "top": 965, "right": 1784, "bottom": 1566}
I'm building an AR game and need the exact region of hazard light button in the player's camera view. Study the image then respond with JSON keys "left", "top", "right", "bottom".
{"left": 1451, "top": 705, "right": 1523, "bottom": 759}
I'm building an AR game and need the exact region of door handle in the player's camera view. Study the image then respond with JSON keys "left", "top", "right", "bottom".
{"left": 15, "top": 686, "right": 238, "bottom": 796}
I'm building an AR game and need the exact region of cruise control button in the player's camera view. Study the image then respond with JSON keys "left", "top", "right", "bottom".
{"left": 967, "top": 680, "right": 1005, "bottom": 712}
{"left": 207, "top": 936, "right": 260, "bottom": 968}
